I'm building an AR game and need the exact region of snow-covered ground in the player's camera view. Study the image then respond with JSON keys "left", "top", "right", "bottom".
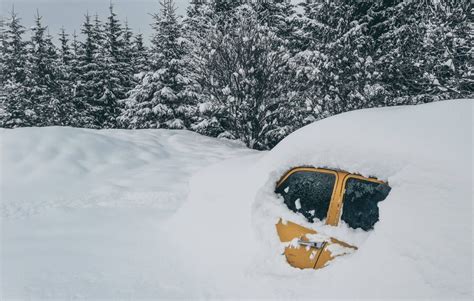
{"left": 1, "top": 128, "right": 257, "bottom": 299}
{"left": 1, "top": 99, "right": 472, "bottom": 299}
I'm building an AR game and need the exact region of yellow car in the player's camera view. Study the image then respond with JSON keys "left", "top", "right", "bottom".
{"left": 275, "top": 167, "right": 391, "bottom": 270}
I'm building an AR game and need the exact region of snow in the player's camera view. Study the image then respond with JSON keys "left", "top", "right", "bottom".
{"left": 1, "top": 127, "right": 256, "bottom": 299}
{"left": 1, "top": 99, "right": 473, "bottom": 299}
{"left": 168, "top": 99, "right": 472, "bottom": 298}
{"left": 294, "top": 198, "right": 301, "bottom": 210}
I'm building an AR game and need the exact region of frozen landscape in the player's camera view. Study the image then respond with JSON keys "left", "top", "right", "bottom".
{"left": 1, "top": 99, "right": 473, "bottom": 299}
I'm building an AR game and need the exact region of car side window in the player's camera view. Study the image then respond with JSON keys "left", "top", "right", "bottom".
{"left": 341, "top": 178, "right": 391, "bottom": 231}
{"left": 275, "top": 170, "right": 336, "bottom": 222}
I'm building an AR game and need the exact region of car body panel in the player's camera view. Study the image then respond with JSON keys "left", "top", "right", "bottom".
{"left": 275, "top": 167, "right": 387, "bottom": 270}
{"left": 276, "top": 219, "right": 357, "bottom": 269}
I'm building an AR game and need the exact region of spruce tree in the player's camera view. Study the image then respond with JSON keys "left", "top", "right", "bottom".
{"left": 253, "top": 0, "right": 298, "bottom": 51}
{"left": 122, "top": 21, "right": 136, "bottom": 74}
{"left": 23, "top": 12, "right": 64, "bottom": 125}
{"left": 1, "top": 10, "right": 32, "bottom": 127}
{"left": 74, "top": 13, "right": 102, "bottom": 127}
{"left": 193, "top": 5, "right": 302, "bottom": 149}
{"left": 56, "top": 27, "right": 77, "bottom": 125}
{"left": 58, "top": 27, "right": 73, "bottom": 65}
{"left": 99, "top": 4, "right": 130, "bottom": 127}
{"left": 131, "top": 32, "right": 149, "bottom": 74}
{"left": 2, "top": 9, "right": 28, "bottom": 84}
{"left": 119, "top": 0, "right": 197, "bottom": 129}
{"left": 0, "top": 16, "right": 8, "bottom": 114}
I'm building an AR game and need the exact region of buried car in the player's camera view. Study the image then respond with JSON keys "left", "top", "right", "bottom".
{"left": 169, "top": 99, "right": 472, "bottom": 298}
{"left": 274, "top": 167, "right": 391, "bottom": 269}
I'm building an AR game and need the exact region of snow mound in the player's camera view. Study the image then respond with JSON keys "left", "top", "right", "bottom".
{"left": 170, "top": 99, "right": 472, "bottom": 299}
{"left": 1, "top": 127, "right": 252, "bottom": 218}
{"left": 1, "top": 127, "right": 255, "bottom": 299}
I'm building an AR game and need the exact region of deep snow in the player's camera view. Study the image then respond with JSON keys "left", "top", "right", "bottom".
{"left": 1, "top": 128, "right": 257, "bottom": 299}
{"left": 1, "top": 99, "right": 473, "bottom": 299}
{"left": 169, "top": 99, "right": 472, "bottom": 299}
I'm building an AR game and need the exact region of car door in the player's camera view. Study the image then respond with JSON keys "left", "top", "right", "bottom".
{"left": 275, "top": 167, "right": 390, "bottom": 270}
{"left": 274, "top": 168, "right": 355, "bottom": 269}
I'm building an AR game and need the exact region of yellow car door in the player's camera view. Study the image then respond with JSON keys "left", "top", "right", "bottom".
{"left": 275, "top": 167, "right": 390, "bottom": 270}
{"left": 276, "top": 219, "right": 357, "bottom": 269}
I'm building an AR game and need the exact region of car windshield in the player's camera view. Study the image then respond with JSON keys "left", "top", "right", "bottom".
{"left": 275, "top": 170, "right": 336, "bottom": 222}
{"left": 341, "top": 178, "right": 391, "bottom": 230}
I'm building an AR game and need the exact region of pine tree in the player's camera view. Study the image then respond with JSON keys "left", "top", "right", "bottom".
{"left": 211, "top": 0, "right": 240, "bottom": 15}
{"left": 419, "top": 1, "right": 472, "bottom": 99}
{"left": 131, "top": 32, "right": 149, "bottom": 74}
{"left": 98, "top": 4, "right": 132, "bottom": 127}
{"left": 122, "top": 21, "right": 136, "bottom": 74}
{"left": 184, "top": 0, "right": 214, "bottom": 35}
{"left": 2, "top": 9, "right": 28, "bottom": 84}
{"left": 119, "top": 0, "right": 197, "bottom": 129}
{"left": 56, "top": 27, "right": 77, "bottom": 125}
{"left": 448, "top": 1, "right": 473, "bottom": 97}
{"left": 253, "top": 0, "right": 298, "bottom": 51}
{"left": 192, "top": 5, "right": 303, "bottom": 149}
{"left": 2, "top": 11, "right": 65, "bottom": 126}
{"left": 74, "top": 13, "right": 103, "bottom": 127}
{"left": 58, "top": 27, "right": 73, "bottom": 65}
{"left": 69, "top": 30, "right": 82, "bottom": 86}
{"left": 22, "top": 12, "right": 65, "bottom": 125}
{"left": 0, "top": 16, "right": 8, "bottom": 114}
{"left": 1, "top": 10, "right": 30, "bottom": 127}
{"left": 368, "top": 0, "right": 468, "bottom": 104}
{"left": 298, "top": 0, "right": 388, "bottom": 117}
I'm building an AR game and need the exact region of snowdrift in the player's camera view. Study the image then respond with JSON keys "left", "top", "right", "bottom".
{"left": 170, "top": 99, "right": 472, "bottom": 299}
{"left": 1, "top": 128, "right": 255, "bottom": 299}
{"left": 1, "top": 127, "right": 253, "bottom": 218}
{"left": 1, "top": 99, "right": 472, "bottom": 299}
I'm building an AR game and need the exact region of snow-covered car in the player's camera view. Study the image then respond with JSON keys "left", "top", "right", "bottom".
{"left": 171, "top": 99, "right": 471, "bottom": 298}
{"left": 274, "top": 167, "right": 391, "bottom": 269}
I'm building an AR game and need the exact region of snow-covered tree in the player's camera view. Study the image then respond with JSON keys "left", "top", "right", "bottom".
{"left": 253, "top": 0, "right": 298, "bottom": 51}
{"left": 103, "top": 4, "right": 134, "bottom": 101}
{"left": 55, "top": 27, "right": 78, "bottom": 125}
{"left": 24, "top": 12, "right": 64, "bottom": 125}
{"left": 1, "top": 12, "right": 63, "bottom": 126}
{"left": 1, "top": 9, "right": 28, "bottom": 85}
{"left": 119, "top": 0, "right": 197, "bottom": 129}
{"left": 0, "top": 10, "right": 29, "bottom": 127}
{"left": 131, "top": 32, "right": 149, "bottom": 74}
{"left": 73, "top": 14, "right": 102, "bottom": 127}
{"left": 122, "top": 21, "right": 138, "bottom": 75}
{"left": 192, "top": 5, "right": 304, "bottom": 149}
{"left": 0, "top": 16, "right": 8, "bottom": 119}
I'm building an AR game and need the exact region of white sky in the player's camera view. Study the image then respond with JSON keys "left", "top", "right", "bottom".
{"left": 1, "top": 1, "right": 301, "bottom": 44}
{"left": 1, "top": 0, "right": 191, "bottom": 43}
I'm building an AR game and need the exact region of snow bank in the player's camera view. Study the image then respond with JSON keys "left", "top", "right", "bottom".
{"left": 2, "top": 100, "right": 472, "bottom": 299}
{"left": 1, "top": 127, "right": 252, "bottom": 218}
{"left": 170, "top": 99, "right": 472, "bottom": 299}
{"left": 1, "top": 127, "right": 255, "bottom": 299}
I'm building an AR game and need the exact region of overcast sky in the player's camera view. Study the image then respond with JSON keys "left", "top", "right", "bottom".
{"left": 1, "top": 1, "right": 302, "bottom": 44}
{"left": 1, "top": 0, "right": 191, "bottom": 43}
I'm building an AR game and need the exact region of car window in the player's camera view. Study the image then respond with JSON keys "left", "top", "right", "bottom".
{"left": 341, "top": 178, "right": 391, "bottom": 231}
{"left": 275, "top": 170, "right": 336, "bottom": 222}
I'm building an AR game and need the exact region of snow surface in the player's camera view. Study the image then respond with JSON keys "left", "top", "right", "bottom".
{"left": 1, "top": 128, "right": 256, "bottom": 299}
{"left": 1, "top": 99, "right": 473, "bottom": 299}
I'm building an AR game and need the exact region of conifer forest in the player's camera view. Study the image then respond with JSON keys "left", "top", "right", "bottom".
{"left": 1, "top": 0, "right": 472, "bottom": 149}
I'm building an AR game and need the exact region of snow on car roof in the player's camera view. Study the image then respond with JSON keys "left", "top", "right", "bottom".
{"left": 264, "top": 98, "right": 472, "bottom": 182}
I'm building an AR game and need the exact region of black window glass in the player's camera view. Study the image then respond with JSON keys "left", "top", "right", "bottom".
{"left": 341, "top": 178, "right": 391, "bottom": 231}
{"left": 275, "top": 171, "right": 336, "bottom": 222}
